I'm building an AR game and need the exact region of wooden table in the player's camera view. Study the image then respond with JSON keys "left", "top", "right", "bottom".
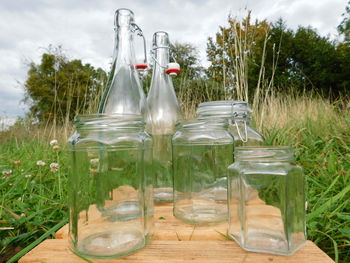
{"left": 19, "top": 204, "right": 334, "bottom": 263}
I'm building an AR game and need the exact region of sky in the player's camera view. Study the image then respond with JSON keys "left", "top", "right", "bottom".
{"left": 0, "top": 0, "right": 347, "bottom": 124}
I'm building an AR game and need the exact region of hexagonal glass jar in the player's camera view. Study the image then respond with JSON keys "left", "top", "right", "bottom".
{"left": 227, "top": 147, "right": 306, "bottom": 256}
{"left": 172, "top": 119, "right": 234, "bottom": 225}
{"left": 68, "top": 114, "right": 153, "bottom": 259}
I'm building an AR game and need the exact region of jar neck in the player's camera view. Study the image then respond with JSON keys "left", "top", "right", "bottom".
{"left": 74, "top": 114, "right": 144, "bottom": 133}
{"left": 235, "top": 147, "right": 294, "bottom": 163}
{"left": 177, "top": 119, "right": 228, "bottom": 132}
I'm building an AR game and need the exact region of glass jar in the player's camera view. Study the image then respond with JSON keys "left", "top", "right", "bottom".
{"left": 227, "top": 147, "right": 306, "bottom": 256}
{"left": 196, "top": 100, "right": 264, "bottom": 146}
{"left": 146, "top": 31, "right": 182, "bottom": 203}
{"left": 172, "top": 119, "right": 234, "bottom": 225}
{"left": 68, "top": 114, "right": 153, "bottom": 259}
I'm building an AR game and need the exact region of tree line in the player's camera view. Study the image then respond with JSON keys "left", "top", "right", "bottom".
{"left": 24, "top": 4, "right": 350, "bottom": 122}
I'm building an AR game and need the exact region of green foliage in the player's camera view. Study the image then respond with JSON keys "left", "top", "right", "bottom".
{"left": 24, "top": 47, "right": 107, "bottom": 123}
{"left": 206, "top": 13, "right": 350, "bottom": 99}
{"left": 170, "top": 42, "right": 203, "bottom": 79}
{"left": 338, "top": 1, "right": 350, "bottom": 43}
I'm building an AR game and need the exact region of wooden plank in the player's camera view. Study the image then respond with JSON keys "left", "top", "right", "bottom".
{"left": 19, "top": 239, "right": 334, "bottom": 263}
{"left": 55, "top": 204, "right": 228, "bottom": 241}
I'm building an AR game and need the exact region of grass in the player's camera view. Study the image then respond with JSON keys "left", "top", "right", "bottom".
{"left": 0, "top": 95, "right": 349, "bottom": 262}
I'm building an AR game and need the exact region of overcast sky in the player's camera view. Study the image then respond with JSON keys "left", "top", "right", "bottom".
{"left": 0, "top": 0, "right": 346, "bottom": 122}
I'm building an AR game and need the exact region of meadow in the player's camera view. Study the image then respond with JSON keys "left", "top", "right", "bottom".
{"left": 0, "top": 91, "right": 349, "bottom": 263}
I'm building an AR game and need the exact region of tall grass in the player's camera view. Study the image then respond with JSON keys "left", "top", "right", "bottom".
{"left": 1, "top": 15, "right": 349, "bottom": 263}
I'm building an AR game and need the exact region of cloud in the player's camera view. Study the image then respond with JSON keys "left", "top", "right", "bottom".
{"left": 0, "top": 0, "right": 347, "bottom": 118}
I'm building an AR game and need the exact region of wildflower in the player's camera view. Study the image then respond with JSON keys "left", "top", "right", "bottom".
{"left": 89, "top": 168, "right": 97, "bottom": 174}
{"left": 36, "top": 160, "right": 46, "bottom": 166}
{"left": 90, "top": 158, "right": 99, "bottom": 168}
{"left": 20, "top": 213, "right": 26, "bottom": 217}
{"left": 2, "top": 170, "right": 12, "bottom": 176}
{"left": 50, "top": 163, "right": 59, "bottom": 172}
{"left": 50, "top": 139, "right": 58, "bottom": 146}
{"left": 90, "top": 158, "right": 99, "bottom": 165}
{"left": 52, "top": 145, "right": 60, "bottom": 151}
{"left": 25, "top": 174, "right": 32, "bottom": 178}
{"left": 13, "top": 160, "right": 21, "bottom": 166}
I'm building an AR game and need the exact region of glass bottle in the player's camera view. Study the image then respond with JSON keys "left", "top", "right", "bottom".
{"left": 196, "top": 100, "right": 264, "bottom": 146}
{"left": 227, "top": 147, "right": 306, "bottom": 256}
{"left": 68, "top": 114, "right": 153, "bottom": 259}
{"left": 172, "top": 119, "right": 233, "bottom": 225}
{"left": 99, "top": 8, "right": 146, "bottom": 116}
{"left": 146, "top": 31, "right": 182, "bottom": 203}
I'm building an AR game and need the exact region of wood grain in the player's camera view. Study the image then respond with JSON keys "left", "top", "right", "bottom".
{"left": 21, "top": 204, "right": 334, "bottom": 263}
{"left": 55, "top": 204, "right": 228, "bottom": 241}
{"left": 19, "top": 239, "right": 334, "bottom": 263}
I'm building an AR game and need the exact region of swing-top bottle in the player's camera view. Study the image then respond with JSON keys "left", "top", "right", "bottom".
{"left": 99, "top": 8, "right": 146, "bottom": 115}
{"left": 146, "top": 31, "right": 182, "bottom": 203}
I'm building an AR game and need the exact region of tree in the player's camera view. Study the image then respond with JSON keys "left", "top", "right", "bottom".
{"left": 24, "top": 48, "right": 107, "bottom": 122}
{"left": 170, "top": 42, "right": 203, "bottom": 79}
{"left": 338, "top": 1, "right": 350, "bottom": 43}
{"left": 206, "top": 12, "right": 270, "bottom": 100}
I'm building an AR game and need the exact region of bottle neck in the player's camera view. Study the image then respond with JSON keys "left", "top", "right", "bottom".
{"left": 114, "top": 25, "right": 135, "bottom": 66}
{"left": 152, "top": 47, "right": 169, "bottom": 76}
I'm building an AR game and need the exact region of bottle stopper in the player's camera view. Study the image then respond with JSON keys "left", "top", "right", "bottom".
{"left": 135, "top": 58, "right": 148, "bottom": 72}
{"left": 165, "top": 62, "right": 180, "bottom": 76}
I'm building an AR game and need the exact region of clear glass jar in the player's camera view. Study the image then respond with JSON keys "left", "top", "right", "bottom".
{"left": 68, "top": 114, "right": 153, "bottom": 259}
{"left": 146, "top": 31, "right": 182, "bottom": 203}
{"left": 196, "top": 100, "right": 264, "bottom": 146}
{"left": 227, "top": 147, "right": 306, "bottom": 256}
{"left": 172, "top": 119, "right": 234, "bottom": 225}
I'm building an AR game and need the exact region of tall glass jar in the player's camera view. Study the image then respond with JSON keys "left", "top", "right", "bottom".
{"left": 196, "top": 100, "right": 264, "bottom": 146}
{"left": 146, "top": 31, "right": 182, "bottom": 203}
{"left": 99, "top": 8, "right": 146, "bottom": 116}
{"left": 227, "top": 147, "right": 306, "bottom": 256}
{"left": 172, "top": 119, "right": 233, "bottom": 225}
{"left": 68, "top": 114, "right": 153, "bottom": 259}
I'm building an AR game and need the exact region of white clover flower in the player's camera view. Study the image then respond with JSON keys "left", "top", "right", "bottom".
{"left": 50, "top": 139, "right": 58, "bottom": 146}
{"left": 36, "top": 160, "right": 46, "bottom": 166}
{"left": 50, "top": 163, "right": 59, "bottom": 172}
{"left": 2, "top": 170, "right": 12, "bottom": 176}
{"left": 25, "top": 174, "right": 32, "bottom": 178}
{"left": 90, "top": 158, "right": 99, "bottom": 165}
{"left": 52, "top": 145, "right": 60, "bottom": 151}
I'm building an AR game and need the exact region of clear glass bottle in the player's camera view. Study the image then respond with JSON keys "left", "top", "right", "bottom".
{"left": 172, "top": 119, "right": 233, "bottom": 225}
{"left": 146, "top": 31, "right": 182, "bottom": 203}
{"left": 227, "top": 147, "right": 306, "bottom": 256}
{"left": 68, "top": 114, "right": 153, "bottom": 259}
{"left": 99, "top": 8, "right": 146, "bottom": 116}
{"left": 196, "top": 100, "right": 264, "bottom": 146}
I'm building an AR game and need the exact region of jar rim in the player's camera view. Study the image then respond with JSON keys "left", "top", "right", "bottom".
{"left": 176, "top": 118, "right": 228, "bottom": 130}
{"left": 235, "top": 146, "right": 294, "bottom": 161}
{"left": 74, "top": 114, "right": 144, "bottom": 130}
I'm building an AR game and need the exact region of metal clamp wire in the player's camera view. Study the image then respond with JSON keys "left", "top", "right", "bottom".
{"left": 231, "top": 102, "right": 248, "bottom": 143}
{"left": 150, "top": 45, "right": 178, "bottom": 69}
{"left": 131, "top": 22, "right": 148, "bottom": 64}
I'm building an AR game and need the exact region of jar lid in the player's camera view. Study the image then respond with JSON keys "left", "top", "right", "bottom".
{"left": 176, "top": 118, "right": 228, "bottom": 130}
{"left": 196, "top": 100, "right": 252, "bottom": 118}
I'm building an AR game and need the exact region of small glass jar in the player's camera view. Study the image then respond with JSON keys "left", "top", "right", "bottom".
{"left": 196, "top": 100, "right": 264, "bottom": 146}
{"left": 172, "top": 119, "right": 234, "bottom": 225}
{"left": 68, "top": 114, "right": 153, "bottom": 259}
{"left": 227, "top": 147, "right": 306, "bottom": 256}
